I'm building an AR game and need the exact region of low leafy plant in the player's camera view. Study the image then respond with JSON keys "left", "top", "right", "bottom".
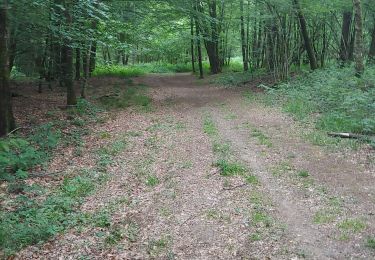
{"left": 214, "top": 159, "right": 247, "bottom": 176}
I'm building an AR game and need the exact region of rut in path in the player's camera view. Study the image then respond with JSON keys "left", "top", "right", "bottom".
{"left": 18, "top": 74, "right": 375, "bottom": 259}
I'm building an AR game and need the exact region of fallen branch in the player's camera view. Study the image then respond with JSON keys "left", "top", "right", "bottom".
{"left": 6, "top": 127, "right": 27, "bottom": 136}
{"left": 328, "top": 132, "right": 369, "bottom": 139}
{"left": 223, "top": 183, "right": 247, "bottom": 191}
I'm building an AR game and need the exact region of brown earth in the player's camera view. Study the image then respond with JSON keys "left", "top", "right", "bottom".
{"left": 15, "top": 73, "right": 375, "bottom": 259}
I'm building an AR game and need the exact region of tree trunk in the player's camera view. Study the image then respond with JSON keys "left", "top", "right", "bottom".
{"left": 75, "top": 48, "right": 81, "bottom": 80}
{"left": 369, "top": 17, "right": 375, "bottom": 63}
{"left": 353, "top": 0, "right": 364, "bottom": 77}
{"left": 339, "top": 12, "right": 353, "bottom": 65}
{"left": 81, "top": 45, "right": 91, "bottom": 99}
{"left": 0, "top": 1, "right": 15, "bottom": 137}
{"left": 62, "top": 1, "right": 76, "bottom": 106}
{"left": 293, "top": 0, "right": 317, "bottom": 70}
{"left": 195, "top": 2, "right": 204, "bottom": 79}
{"left": 89, "top": 42, "right": 97, "bottom": 77}
{"left": 190, "top": 16, "right": 196, "bottom": 73}
{"left": 240, "top": 0, "right": 248, "bottom": 71}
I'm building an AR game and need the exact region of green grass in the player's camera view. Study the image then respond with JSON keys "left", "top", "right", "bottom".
{"left": 92, "top": 65, "right": 145, "bottom": 78}
{"left": 338, "top": 219, "right": 366, "bottom": 233}
{"left": 0, "top": 169, "right": 105, "bottom": 256}
{"left": 251, "top": 211, "right": 272, "bottom": 227}
{"left": 245, "top": 174, "right": 259, "bottom": 185}
{"left": 203, "top": 115, "right": 218, "bottom": 136}
{"left": 313, "top": 209, "right": 339, "bottom": 224}
{"left": 146, "top": 175, "right": 160, "bottom": 187}
{"left": 298, "top": 170, "right": 310, "bottom": 178}
{"left": 98, "top": 85, "right": 152, "bottom": 111}
{"left": 93, "top": 63, "right": 193, "bottom": 78}
{"left": 214, "top": 159, "right": 247, "bottom": 176}
{"left": 367, "top": 237, "right": 375, "bottom": 249}
{"left": 250, "top": 128, "right": 273, "bottom": 147}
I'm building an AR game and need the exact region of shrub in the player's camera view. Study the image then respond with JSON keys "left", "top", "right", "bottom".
{"left": 268, "top": 66, "right": 375, "bottom": 135}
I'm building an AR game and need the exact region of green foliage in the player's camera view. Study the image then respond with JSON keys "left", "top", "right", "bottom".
{"left": 269, "top": 67, "right": 375, "bottom": 135}
{"left": 214, "top": 159, "right": 247, "bottom": 176}
{"left": 203, "top": 115, "right": 218, "bottom": 136}
{"left": 0, "top": 123, "right": 60, "bottom": 181}
{"left": 93, "top": 65, "right": 145, "bottom": 78}
{"left": 93, "top": 63, "right": 193, "bottom": 78}
{"left": 298, "top": 170, "right": 310, "bottom": 178}
{"left": 0, "top": 169, "right": 106, "bottom": 256}
{"left": 367, "top": 237, "right": 375, "bottom": 249}
{"left": 99, "top": 85, "right": 152, "bottom": 111}
{"left": 145, "top": 175, "right": 160, "bottom": 187}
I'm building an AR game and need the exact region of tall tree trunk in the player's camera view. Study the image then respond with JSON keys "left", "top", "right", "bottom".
{"left": 195, "top": 2, "right": 204, "bottom": 79}
{"left": 81, "top": 44, "right": 91, "bottom": 99}
{"left": 75, "top": 48, "right": 81, "bottom": 80}
{"left": 0, "top": 0, "right": 15, "bottom": 137}
{"left": 89, "top": 42, "right": 97, "bottom": 77}
{"left": 293, "top": 0, "right": 317, "bottom": 70}
{"left": 190, "top": 16, "right": 196, "bottom": 73}
{"left": 62, "top": 1, "right": 76, "bottom": 106}
{"left": 353, "top": 0, "right": 364, "bottom": 77}
{"left": 369, "top": 17, "right": 375, "bottom": 63}
{"left": 240, "top": 0, "right": 248, "bottom": 71}
{"left": 339, "top": 12, "right": 353, "bottom": 65}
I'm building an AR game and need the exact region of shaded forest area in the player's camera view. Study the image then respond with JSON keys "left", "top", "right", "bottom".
{"left": 1, "top": 0, "right": 375, "bottom": 258}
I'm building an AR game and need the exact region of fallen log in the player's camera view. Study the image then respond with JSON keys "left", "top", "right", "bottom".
{"left": 328, "top": 132, "right": 374, "bottom": 141}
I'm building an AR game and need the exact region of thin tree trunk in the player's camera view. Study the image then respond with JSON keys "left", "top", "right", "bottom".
{"left": 293, "top": 0, "right": 318, "bottom": 70}
{"left": 89, "top": 42, "right": 96, "bottom": 77}
{"left": 0, "top": 0, "right": 15, "bottom": 137}
{"left": 75, "top": 48, "right": 81, "bottom": 80}
{"left": 353, "top": 0, "right": 364, "bottom": 77}
{"left": 369, "top": 17, "right": 375, "bottom": 63}
{"left": 240, "top": 0, "right": 248, "bottom": 71}
{"left": 195, "top": 2, "right": 204, "bottom": 79}
{"left": 190, "top": 16, "right": 196, "bottom": 73}
{"left": 81, "top": 44, "right": 91, "bottom": 99}
{"left": 62, "top": 1, "right": 76, "bottom": 106}
{"left": 339, "top": 12, "right": 353, "bottom": 65}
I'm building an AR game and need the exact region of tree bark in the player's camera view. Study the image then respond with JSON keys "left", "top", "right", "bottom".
{"left": 339, "top": 12, "right": 353, "bottom": 65}
{"left": 240, "top": 0, "right": 249, "bottom": 71}
{"left": 293, "top": 0, "right": 317, "bottom": 70}
{"left": 89, "top": 42, "right": 97, "bottom": 77}
{"left": 81, "top": 44, "right": 91, "bottom": 99}
{"left": 0, "top": 1, "right": 15, "bottom": 137}
{"left": 62, "top": 1, "right": 76, "bottom": 105}
{"left": 353, "top": 0, "right": 364, "bottom": 77}
{"left": 190, "top": 16, "right": 196, "bottom": 73}
{"left": 195, "top": 1, "right": 204, "bottom": 79}
{"left": 369, "top": 17, "right": 375, "bottom": 63}
{"left": 75, "top": 48, "right": 81, "bottom": 80}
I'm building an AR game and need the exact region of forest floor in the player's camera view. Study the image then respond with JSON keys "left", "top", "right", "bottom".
{"left": 14, "top": 73, "right": 375, "bottom": 259}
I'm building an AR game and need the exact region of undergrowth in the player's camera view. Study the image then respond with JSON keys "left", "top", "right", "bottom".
{"left": 268, "top": 66, "right": 375, "bottom": 136}
{"left": 98, "top": 84, "right": 152, "bottom": 111}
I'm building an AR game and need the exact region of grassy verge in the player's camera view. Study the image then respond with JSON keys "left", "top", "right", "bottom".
{"left": 267, "top": 66, "right": 375, "bottom": 139}
{"left": 1, "top": 83, "right": 152, "bottom": 256}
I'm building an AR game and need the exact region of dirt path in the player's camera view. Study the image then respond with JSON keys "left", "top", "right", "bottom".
{"left": 18, "top": 74, "right": 374, "bottom": 259}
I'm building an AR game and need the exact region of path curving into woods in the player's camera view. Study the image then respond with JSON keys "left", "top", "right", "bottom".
{"left": 17, "top": 74, "right": 375, "bottom": 259}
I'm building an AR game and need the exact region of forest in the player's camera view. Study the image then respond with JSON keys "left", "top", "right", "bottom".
{"left": 0, "top": 0, "right": 375, "bottom": 259}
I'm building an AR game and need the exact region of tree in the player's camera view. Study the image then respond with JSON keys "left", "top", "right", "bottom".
{"left": 0, "top": 0, "right": 15, "bottom": 137}
{"left": 61, "top": 0, "right": 76, "bottom": 106}
{"left": 339, "top": 11, "right": 353, "bottom": 65}
{"left": 240, "top": 0, "right": 248, "bottom": 71}
{"left": 292, "top": 0, "right": 318, "bottom": 70}
{"left": 369, "top": 16, "right": 375, "bottom": 63}
{"left": 353, "top": 0, "right": 364, "bottom": 77}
